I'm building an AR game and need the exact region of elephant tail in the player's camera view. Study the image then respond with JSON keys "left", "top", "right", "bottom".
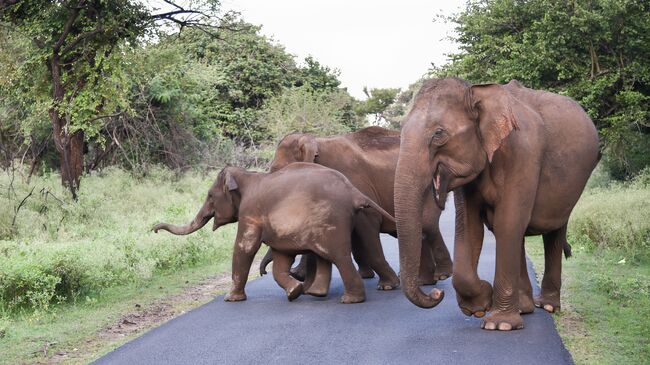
{"left": 563, "top": 241, "right": 572, "bottom": 259}
{"left": 354, "top": 193, "right": 395, "bottom": 223}
{"left": 259, "top": 247, "right": 273, "bottom": 276}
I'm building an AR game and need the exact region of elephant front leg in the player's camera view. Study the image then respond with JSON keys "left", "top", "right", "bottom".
{"left": 534, "top": 224, "right": 566, "bottom": 313}
{"left": 271, "top": 251, "right": 304, "bottom": 301}
{"left": 518, "top": 241, "right": 535, "bottom": 314}
{"left": 225, "top": 224, "right": 262, "bottom": 302}
{"left": 452, "top": 187, "right": 492, "bottom": 317}
{"left": 482, "top": 196, "right": 536, "bottom": 330}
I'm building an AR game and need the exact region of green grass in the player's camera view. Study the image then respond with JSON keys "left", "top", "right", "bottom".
{"left": 526, "top": 168, "right": 650, "bottom": 364}
{"left": 0, "top": 260, "right": 233, "bottom": 364}
{"left": 0, "top": 166, "right": 239, "bottom": 363}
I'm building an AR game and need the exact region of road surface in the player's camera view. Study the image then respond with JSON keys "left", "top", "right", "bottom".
{"left": 95, "top": 199, "right": 573, "bottom": 364}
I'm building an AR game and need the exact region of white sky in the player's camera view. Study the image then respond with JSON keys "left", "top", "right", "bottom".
{"left": 222, "top": 0, "right": 465, "bottom": 99}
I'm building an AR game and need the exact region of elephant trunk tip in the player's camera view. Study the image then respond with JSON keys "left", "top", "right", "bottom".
{"left": 402, "top": 276, "right": 445, "bottom": 309}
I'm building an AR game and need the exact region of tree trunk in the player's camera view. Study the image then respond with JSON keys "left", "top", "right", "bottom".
{"left": 61, "top": 130, "right": 84, "bottom": 192}
{"left": 48, "top": 52, "right": 82, "bottom": 200}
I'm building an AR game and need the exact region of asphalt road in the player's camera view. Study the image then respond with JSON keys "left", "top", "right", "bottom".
{"left": 95, "top": 199, "right": 573, "bottom": 365}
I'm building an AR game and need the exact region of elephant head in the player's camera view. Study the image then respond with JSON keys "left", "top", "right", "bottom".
{"left": 395, "top": 78, "right": 519, "bottom": 308}
{"left": 269, "top": 133, "right": 319, "bottom": 172}
{"left": 154, "top": 167, "right": 241, "bottom": 235}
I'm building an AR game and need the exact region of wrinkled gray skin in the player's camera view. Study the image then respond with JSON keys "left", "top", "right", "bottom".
{"left": 154, "top": 163, "right": 396, "bottom": 304}
{"left": 394, "top": 78, "right": 599, "bottom": 331}
{"left": 260, "top": 127, "right": 452, "bottom": 287}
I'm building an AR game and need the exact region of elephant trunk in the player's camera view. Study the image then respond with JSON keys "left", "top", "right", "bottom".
{"left": 154, "top": 201, "right": 213, "bottom": 235}
{"left": 395, "top": 149, "right": 444, "bottom": 309}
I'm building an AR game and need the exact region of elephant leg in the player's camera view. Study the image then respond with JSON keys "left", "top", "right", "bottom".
{"left": 259, "top": 247, "right": 273, "bottom": 276}
{"left": 431, "top": 230, "right": 453, "bottom": 281}
{"left": 482, "top": 185, "right": 538, "bottom": 331}
{"left": 354, "top": 214, "right": 399, "bottom": 290}
{"left": 333, "top": 253, "right": 366, "bottom": 303}
{"left": 304, "top": 256, "right": 332, "bottom": 297}
{"left": 417, "top": 236, "right": 438, "bottom": 285}
{"left": 518, "top": 240, "right": 535, "bottom": 314}
{"left": 422, "top": 200, "right": 452, "bottom": 282}
{"left": 534, "top": 224, "right": 566, "bottom": 313}
{"left": 225, "top": 224, "right": 262, "bottom": 302}
{"left": 289, "top": 254, "right": 309, "bottom": 281}
{"left": 352, "top": 230, "right": 375, "bottom": 279}
{"left": 271, "top": 251, "right": 303, "bottom": 301}
{"left": 453, "top": 187, "right": 492, "bottom": 317}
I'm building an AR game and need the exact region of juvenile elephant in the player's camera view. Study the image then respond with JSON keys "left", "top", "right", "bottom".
{"left": 394, "top": 78, "right": 599, "bottom": 330}
{"left": 154, "top": 163, "right": 395, "bottom": 304}
{"left": 260, "top": 127, "right": 452, "bottom": 286}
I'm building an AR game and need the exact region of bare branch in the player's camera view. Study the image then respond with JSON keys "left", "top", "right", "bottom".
{"left": 12, "top": 186, "right": 35, "bottom": 226}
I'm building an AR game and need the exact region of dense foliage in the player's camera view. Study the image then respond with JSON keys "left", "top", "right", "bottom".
{"left": 432, "top": 0, "right": 650, "bottom": 179}
{"left": 0, "top": 2, "right": 363, "bottom": 193}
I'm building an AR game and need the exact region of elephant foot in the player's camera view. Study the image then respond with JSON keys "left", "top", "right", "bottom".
{"left": 457, "top": 280, "right": 493, "bottom": 317}
{"left": 377, "top": 276, "right": 400, "bottom": 291}
{"left": 286, "top": 282, "right": 304, "bottom": 301}
{"left": 418, "top": 273, "right": 438, "bottom": 286}
{"left": 534, "top": 293, "right": 561, "bottom": 313}
{"left": 358, "top": 266, "right": 375, "bottom": 279}
{"left": 519, "top": 290, "right": 535, "bottom": 314}
{"left": 434, "top": 263, "right": 453, "bottom": 281}
{"left": 305, "top": 282, "right": 329, "bottom": 297}
{"left": 340, "top": 292, "right": 365, "bottom": 304}
{"left": 481, "top": 310, "right": 524, "bottom": 331}
{"left": 224, "top": 291, "right": 247, "bottom": 302}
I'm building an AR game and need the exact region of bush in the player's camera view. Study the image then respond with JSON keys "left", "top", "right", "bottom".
{"left": 259, "top": 86, "right": 362, "bottom": 143}
{"left": 569, "top": 168, "right": 650, "bottom": 262}
{"left": 0, "top": 167, "right": 236, "bottom": 313}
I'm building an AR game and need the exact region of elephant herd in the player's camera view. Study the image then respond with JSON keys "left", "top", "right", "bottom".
{"left": 154, "top": 77, "right": 600, "bottom": 331}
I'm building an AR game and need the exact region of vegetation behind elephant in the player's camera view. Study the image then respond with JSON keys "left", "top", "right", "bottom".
{"left": 261, "top": 126, "right": 453, "bottom": 285}
{"left": 154, "top": 163, "right": 396, "bottom": 303}
{"left": 394, "top": 78, "right": 599, "bottom": 331}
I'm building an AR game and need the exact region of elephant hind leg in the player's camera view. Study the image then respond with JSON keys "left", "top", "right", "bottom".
{"left": 304, "top": 255, "right": 332, "bottom": 297}
{"left": 534, "top": 224, "right": 566, "bottom": 313}
{"left": 352, "top": 230, "right": 375, "bottom": 279}
{"left": 271, "top": 251, "right": 303, "bottom": 301}
{"left": 518, "top": 240, "right": 535, "bottom": 314}
{"left": 353, "top": 215, "right": 399, "bottom": 290}
{"left": 331, "top": 252, "right": 366, "bottom": 304}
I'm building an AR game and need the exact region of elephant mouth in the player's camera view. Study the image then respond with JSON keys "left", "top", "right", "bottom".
{"left": 432, "top": 163, "right": 452, "bottom": 210}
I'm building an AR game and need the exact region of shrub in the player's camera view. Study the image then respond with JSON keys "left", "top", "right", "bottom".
{"left": 569, "top": 168, "right": 650, "bottom": 262}
{"left": 0, "top": 166, "right": 236, "bottom": 313}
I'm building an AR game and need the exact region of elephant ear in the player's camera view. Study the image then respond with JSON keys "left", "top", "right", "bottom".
{"left": 469, "top": 84, "right": 519, "bottom": 162}
{"left": 223, "top": 170, "right": 239, "bottom": 192}
{"left": 298, "top": 135, "right": 319, "bottom": 162}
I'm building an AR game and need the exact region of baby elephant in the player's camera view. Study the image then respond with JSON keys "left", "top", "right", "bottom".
{"left": 153, "top": 163, "right": 395, "bottom": 303}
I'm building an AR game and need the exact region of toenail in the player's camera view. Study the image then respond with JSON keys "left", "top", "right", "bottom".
{"left": 497, "top": 322, "right": 512, "bottom": 331}
{"left": 483, "top": 322, "right": 496, "bottom": 330}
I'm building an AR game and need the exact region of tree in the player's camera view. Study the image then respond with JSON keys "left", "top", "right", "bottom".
{"left": 0, "top": 0, "right": 223, "bottom": 198}
{"left": 435, "top": 0, "right": 650, "bottom": 179}
{"left": 355, "top": 87, "right": 400, "bottom": 125}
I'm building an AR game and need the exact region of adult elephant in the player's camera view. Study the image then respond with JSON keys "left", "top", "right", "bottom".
{"left": 262, "top": 126, "right": 453, "bottom": 285}
{"left": 394, "top": 78, "right": 599, "bottom": 331}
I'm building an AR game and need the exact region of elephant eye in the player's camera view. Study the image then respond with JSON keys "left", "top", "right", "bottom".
{"left": 431, "top": 128, "right": 448, "bottom": 146}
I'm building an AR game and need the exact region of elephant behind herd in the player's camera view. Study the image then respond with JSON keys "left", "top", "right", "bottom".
{"left": 155, "top": 77, "right": 599, "bottom": 331}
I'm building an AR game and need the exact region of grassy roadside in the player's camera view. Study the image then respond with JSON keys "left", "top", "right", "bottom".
{"left": 0, "top": 167, "right": 246, "bottom": 364}
{"left": 525, "top": 169, "right": 650, "bottom": 365}
{"left": 0, "top": 259, "right": 236, "bottom": 364}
